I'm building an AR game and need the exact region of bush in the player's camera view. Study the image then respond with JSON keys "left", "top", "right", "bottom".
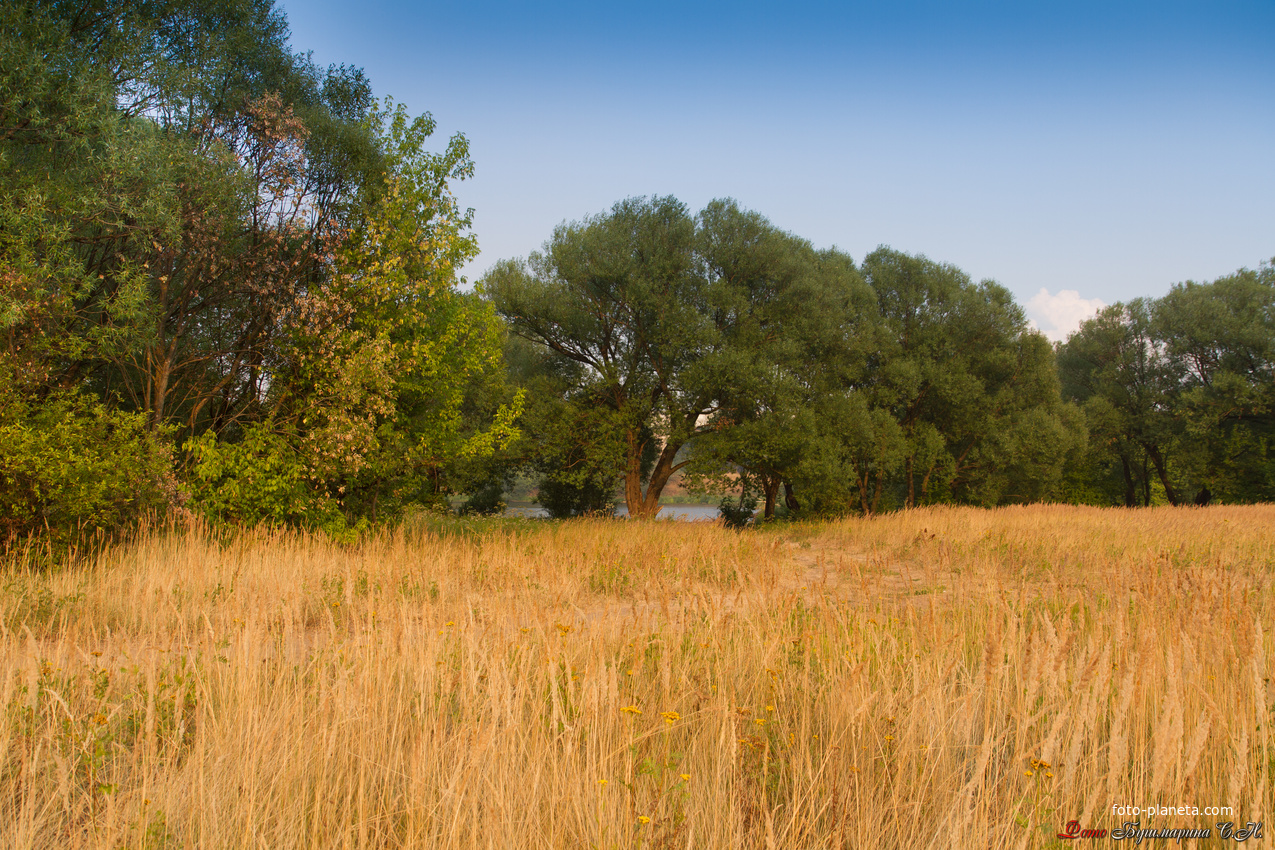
{"left": 0, "top": 390, "right": 177, "bottom": 551}
{"left": 458, "top": 479, "right": 506, "bottom": 516}
{"left": 534, "top": 475, "right": 616, "bottom": 518}
{"left": 718, "top": 491, "right": 758, "bottom": 529}
{"left": 185, "top": 421, "right": 360, "bottom": 539}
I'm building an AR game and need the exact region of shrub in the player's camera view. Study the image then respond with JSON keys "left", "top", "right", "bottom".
{"left": 458, "top": 479, "right": 507, "bottom": 516}
{"left": 185, "top": 421, "right": 359, "bottom": 539}
{"left": 718, "top": 491, "right": 758, "bottom": 529}
{"left": 0, "top": 390, "right": 176, "bottom": 551}
{"left": 534, "top": 474, "right": 616, "bottom": 518}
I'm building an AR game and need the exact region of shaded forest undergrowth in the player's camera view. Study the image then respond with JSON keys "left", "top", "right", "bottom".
{"left": 2, "top": 505, "right": 1272, "bottom": 848}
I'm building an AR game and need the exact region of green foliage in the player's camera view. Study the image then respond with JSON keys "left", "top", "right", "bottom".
{"left": 0, "top": 390, "right": 174, "bottom": 551}
{"left": 528, "top": 399, "right": 627, "bottom": 518}
{"left": 257, "top": 98, "right": 522, "bottom": 523}
{"left": 1, "top": 0, "right": 522, "bottom": 541}
{"left": 1058, "top": 260, "right": 1275, "bottom": 505}
{"left": 458, "top": 480, "right": 507, "bottom": 517}
{"left": 491, "top": 201, "right": 1086, "bottom": 520}
{"left": 185, "top": 421, "right": 355, "bottom": 537}
{"left": 718, "top": 490, "right": 759, "bottom": 529}
{"left": 856, "top": 248, "right": 1081, "bottom": 511}
{"left": 794, "top": 394, "right": 907, "bottom": 516}
{"left": 0, "top": 1, "right": 183, "bottom": 394}
{"left": 489, "top": 197, "right": 879, "bottom": 518}
{"left": 1155, "top": 264, "right": 1275, "bottom": 502}
{"left": 493, "top": 335, "right": 625, "bottom": 517}
{"left": 486, "top": 196, "right": 713, "bottom": 518}
{"left": 683, "top": 209, "right": 878, "bottom": 519}
{"left": 1058, "top": 301, "right": 1181, "bottom": 505}
{"left": 535, "top": 476, "right": 617, "bottom": 519}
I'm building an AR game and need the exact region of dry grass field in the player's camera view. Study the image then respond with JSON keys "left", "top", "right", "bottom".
{"left": 1, "top": 505, "right": 1271, "bottom": 848}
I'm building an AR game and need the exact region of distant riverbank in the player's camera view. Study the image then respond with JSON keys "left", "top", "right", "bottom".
{"left": 504, "top": 502, "right": 721, "bottom": 520}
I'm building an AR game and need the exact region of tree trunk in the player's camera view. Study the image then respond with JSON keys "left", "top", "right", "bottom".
{"left": 624, "top": 431, "right": 685, "bottom": 519}
{"left": 783, "top": 481, "right": 800, "bottom": 513}
{"left": 1144, "top": 444, "right": 1181, "bottom": 506}
{"left": 857, "top": 465, "right": 872, "bottom": 516}
{"left": 1120, "top": 453, "right": 1136, "bottom": 507}
{"left": 623, "top": 429, "right": 649, "bottom": 517}
{"left": 905, "top": 453, "right": 915, "bottom": 509}
{"left": 762, "top": 475, "right": 780, "bottom": 519}
{"left": 146, "top": 340, "right": 176, "bottom": 431}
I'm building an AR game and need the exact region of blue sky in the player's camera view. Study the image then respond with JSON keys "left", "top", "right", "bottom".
{"left": 280, "top": 0, "right": 1274, "bottom": 340}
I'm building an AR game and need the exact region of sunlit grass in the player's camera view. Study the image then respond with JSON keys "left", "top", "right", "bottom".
{"left": 2, "top": 505, "right": 1271, "bottom": 848}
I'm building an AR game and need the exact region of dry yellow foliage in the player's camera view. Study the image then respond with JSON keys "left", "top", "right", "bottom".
{"left": 1, "top": 505, "right": 1271, "bottom": 848}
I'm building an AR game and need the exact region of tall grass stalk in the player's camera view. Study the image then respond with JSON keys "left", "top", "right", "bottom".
{"left": 2, "top": 505, "right": 1271, "bottom": 848}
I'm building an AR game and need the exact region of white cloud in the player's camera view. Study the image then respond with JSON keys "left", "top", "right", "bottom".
{"left": 1025, "top": 288, "right": 1106, "bottom": 342}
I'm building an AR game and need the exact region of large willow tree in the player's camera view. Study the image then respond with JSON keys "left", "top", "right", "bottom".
{"left": 485, "top": 196, "right": 708, "bottom": 518}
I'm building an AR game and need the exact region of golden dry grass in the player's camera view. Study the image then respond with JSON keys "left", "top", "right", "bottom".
{"left": 1, "top": 504, "right": 1272, "bottom": 848}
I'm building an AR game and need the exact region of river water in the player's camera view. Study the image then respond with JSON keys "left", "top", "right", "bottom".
{"left": 504, "top": 503, "right": 721, "bottom": 521}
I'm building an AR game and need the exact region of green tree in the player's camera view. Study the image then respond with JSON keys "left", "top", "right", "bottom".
{"left": 682, "top": 209, "right": 878, "bottom": 519}
{"left": 189, "top": 100, "right": 522, "bottom": 528}
{"left": 854, "top": 248, "right": 1079, "bottom": 512}
{"left": 1, "top": 0, "right": 382, "bottom": 429}
{"left": 2, "top": 0, "right": 521, "bottom": 540}
{"left": 1058, "top": 301, "right": 1189, "bottom": 505}
{"left": 488, "top": 197, "right": 875, "bottom": 519}
{"left": 485, "top": 196, "right": 715, "bottom": 518}
{"left": 1151, "top": 261, "right": 1275, "bottom": 502}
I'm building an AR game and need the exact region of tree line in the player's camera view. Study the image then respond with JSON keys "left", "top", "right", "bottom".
{"left": 484, "top": 196, "right": 1272, "bottom": 519}
{"left": 2, "top": 1, "right": 1271, "bottom": 548}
